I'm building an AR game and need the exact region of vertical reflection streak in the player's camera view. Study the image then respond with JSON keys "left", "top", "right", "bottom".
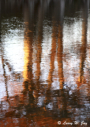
{"left": 23, "top": 25, "right": 33, "bottom": 83}
{"left": 23, "top": 2, "right": 34, "bottom": 92}
{"left": 57, "top": 24, "right": 64, "bottom": 89}
{"left": 1, "top": 54, "right": 9, "bottom": 99}
{"left": 35, "top": 3, "right": 43, "bottom": 92}
{"left": 78, "top": 1, "right": 88, "bottom": 85}
{"left": 47, "top": 21, "right": 57, "bottom": 90}
{"left": 57, "top": 23, "right": 68, "bottom": 115}
{"left": 57, "top": 0, "right": 65, "bottom": 89}
{"left": 79, "top": 20, "right": 87, "bottom": 83}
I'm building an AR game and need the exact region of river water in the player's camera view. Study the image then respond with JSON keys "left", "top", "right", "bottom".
{"left": 0, "top": 0, "right": 90, "bottom": 126}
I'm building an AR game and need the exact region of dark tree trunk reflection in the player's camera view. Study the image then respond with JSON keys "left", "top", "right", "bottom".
{"left": 78, "top": 1, "right": 88, "bottom": 86}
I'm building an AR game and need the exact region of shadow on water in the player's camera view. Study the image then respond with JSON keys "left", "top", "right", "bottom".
{"left": 0, "top": 0, "right": 90, "bottom": 126}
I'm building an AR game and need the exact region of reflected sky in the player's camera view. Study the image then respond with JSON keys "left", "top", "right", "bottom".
{"left": 1, "top": 3, "right": 90, "bottom": 90}
{"left": 1, "top": 17, "right": 24, "bottom": 72}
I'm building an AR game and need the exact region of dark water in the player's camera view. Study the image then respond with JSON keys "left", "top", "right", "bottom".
{"left": 0, "top": 0, "right": 90, "bottom": 126}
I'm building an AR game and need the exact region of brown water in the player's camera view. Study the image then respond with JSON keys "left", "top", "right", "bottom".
{"left": 0, "top": 0, "right": 90, "bottom": 126}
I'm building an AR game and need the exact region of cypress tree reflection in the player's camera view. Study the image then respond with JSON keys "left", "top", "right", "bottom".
{"left": 57, "top": 0, "right": 65, "bottom": 89}
{"left": 47, "top": 21, "right": 57, "bottom": 90}
{"left": 78, "top": 1, "right": 88, "bottom": 86}
{"left": 35, "top": 1, "right": 44, "bottom": 95}
{"left": 23, "top": 1, "right": 35, "bottom": 108}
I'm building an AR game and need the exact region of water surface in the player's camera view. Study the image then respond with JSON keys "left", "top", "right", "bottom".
{"left": 0, "top": 0, "right": 90, "bottom": 126}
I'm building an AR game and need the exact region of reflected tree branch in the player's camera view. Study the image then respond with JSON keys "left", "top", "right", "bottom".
{"left": 1, "top": 53, "right": 9, "bottom": 100}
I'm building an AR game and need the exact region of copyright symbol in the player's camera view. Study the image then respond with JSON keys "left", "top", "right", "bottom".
{"left": 58, "top": 121, "right": 61, "bottom": 125}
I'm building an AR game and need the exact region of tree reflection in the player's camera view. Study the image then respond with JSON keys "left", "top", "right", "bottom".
{"left": 78, "top": 0, "right": 88, "bottom": 86}
{"left": 23, "top": 1, "right": 35, "bottom": 108}
{"left": 47, "top": 21, "right": 57, "bottom": 90}
{"left": 57, "top": 0, "right": 65, "bottom": 89}
{"left": 1, "top": 55, "right": 9, "bottom": 99}
{"left": 35, "top": 1, "right": 44, "bottom": 98}
{"left": 57, "top": 24, "right": 64, "bottom": 89}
